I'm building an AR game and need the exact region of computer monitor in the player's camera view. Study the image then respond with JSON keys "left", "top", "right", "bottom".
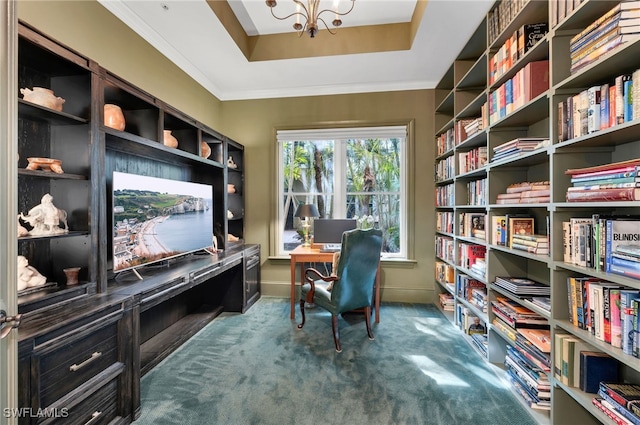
{"left": 313, "top": 219, "right": 357, "bottom": 244}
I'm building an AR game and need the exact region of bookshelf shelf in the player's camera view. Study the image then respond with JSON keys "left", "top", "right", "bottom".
{"left": 432, "top": 1, "right": 640, "bottom": 423}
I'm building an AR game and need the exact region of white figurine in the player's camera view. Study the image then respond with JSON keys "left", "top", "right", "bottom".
{"left": 19, "top": 193, "right": 68, "bottom": 236}
{"left": 17, "top": 255, "right": 47, "bottom": 291}
{"left": 227, "top": 155, "right": 237, "bottom": 169}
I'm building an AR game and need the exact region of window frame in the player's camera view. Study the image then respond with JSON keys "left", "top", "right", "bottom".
{"left": 274, "top": 124, "right": 409, "bottom": 259}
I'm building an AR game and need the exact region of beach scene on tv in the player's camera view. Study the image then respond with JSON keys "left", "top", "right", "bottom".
{"left": 112, "top": 172, "right": 214, "bottom": 272}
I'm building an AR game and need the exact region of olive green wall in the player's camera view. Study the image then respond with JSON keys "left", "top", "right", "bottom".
{"left": 18, "top": 1, "right": 437, "bottom": 303}
{"left": 220, "top": 93, "right": 437, "bottom": 302}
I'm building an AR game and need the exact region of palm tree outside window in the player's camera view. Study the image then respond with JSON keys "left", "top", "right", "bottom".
{"left": 277, "top": 125, "right": 407, "bottom": 258}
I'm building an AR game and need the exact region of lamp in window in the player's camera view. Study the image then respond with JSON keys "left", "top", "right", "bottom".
{"left": 265, "top": 0, "right": 356, "bottom": 38}
{"left": 294, "top": 203, "right": 319, "bottom": 247}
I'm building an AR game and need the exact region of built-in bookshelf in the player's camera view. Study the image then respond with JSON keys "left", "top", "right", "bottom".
{"left": 433, "top": 1, "right": 640, "bottom": 424}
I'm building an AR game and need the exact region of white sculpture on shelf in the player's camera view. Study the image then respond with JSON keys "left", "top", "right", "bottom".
{"left": 17, "top": 255, "right": 47, "bottom": 291}
{"left": 19, "top": 193, "right": 68, "bottom": 236}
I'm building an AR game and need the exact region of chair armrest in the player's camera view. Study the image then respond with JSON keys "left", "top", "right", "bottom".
{"left": 304, "top": 267, "right": 339, "bottom": 286}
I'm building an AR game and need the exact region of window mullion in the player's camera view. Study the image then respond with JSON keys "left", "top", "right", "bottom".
{"left": 333, "top": 139, "right": 347, "bottom": 218}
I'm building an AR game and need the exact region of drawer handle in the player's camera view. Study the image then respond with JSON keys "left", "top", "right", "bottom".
{"left": 84, "top": 411, "right": 102, "bottom": 425}
{"left": 70, "top": 351, "right": 102, "bottom": 372}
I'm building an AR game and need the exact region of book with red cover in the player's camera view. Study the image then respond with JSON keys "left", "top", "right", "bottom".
{"left": 566, "top": 187, "right": 640, "bottom": 201}
{"left": 523, "top": 60, "right": 549, "bottom": 102}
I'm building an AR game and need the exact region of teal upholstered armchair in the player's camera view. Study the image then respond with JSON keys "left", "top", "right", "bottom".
{"left": 297, "top": 228, "right": 383, "bottom": 352}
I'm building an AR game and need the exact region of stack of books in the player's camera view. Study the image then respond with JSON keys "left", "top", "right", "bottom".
{"left": 496, "top": 181, "right": 550, "bottom": 204}
{"left": 565, "top": 158, "right": 640, "bottom": 202}
{"left": 529, "top": 297, "right": 551, "bottom": 313}
{"left": 491, "top": 137, "right": 548, "bottom": 162}
{"left": 471, "top": 333, "right": 488, "bottom": 357}
{"left": 515, "top": 328, "right": 552, "bottom": 374}
{"left": 463, "top": 117, "right": 483, "bottom": 139}
{"left": 570, "top": 2, "right": 640, "bottom": 73}
{"left": 596, "top": 382, "right": 640, "bottom": 425}
{"left": 494, "top": 276, "right": 550, "bottom": 296}
{"left": 511, "top": 233, "right": 549, "bottom": 255}
{"left": 438, "top": 292, "right": 454, "bottom": 312}
{"left": 491, "top": 296, "right": 549, "bottom": 331}
{"left": 505, "top": 345, "right": 551, "bottom": 411}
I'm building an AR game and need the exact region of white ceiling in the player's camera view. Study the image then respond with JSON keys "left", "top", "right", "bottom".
{"left": 98, "top": 0, "right": 493, "bottom": 101}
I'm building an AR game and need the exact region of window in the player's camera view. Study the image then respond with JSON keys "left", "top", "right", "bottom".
{"left": 277, "top": 125, "right": 408, "bottom": 258}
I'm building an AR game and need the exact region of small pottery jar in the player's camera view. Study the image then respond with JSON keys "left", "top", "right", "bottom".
{"left": 104, "top": 104, "right": 126, "bottom": 131}
{"left": 20, "top": 87, "right": 65, "bottom": 111}
{"left": 201, "top": 142, "right": 211, "bottom": 159}
{"left": 163, "top": 130, "right": 178, "bottom": 148}
{"left": 63, "top": 267, "right": 81, "bottom": 286}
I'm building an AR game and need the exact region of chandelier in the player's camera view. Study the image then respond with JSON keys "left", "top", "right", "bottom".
{"left": 265, "top": 0, "right": 356, "bottom": 38}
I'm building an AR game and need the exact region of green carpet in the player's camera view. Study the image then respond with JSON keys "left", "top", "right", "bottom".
{"left": 136, "top": 297, "right": 537, "bottom": 425}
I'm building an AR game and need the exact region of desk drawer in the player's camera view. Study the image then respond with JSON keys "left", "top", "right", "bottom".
{"left": 39, "top": 322, "right": 119, "bottom": 407}
{"left": 41, "top": 373, "right": 119, "bottom": 425}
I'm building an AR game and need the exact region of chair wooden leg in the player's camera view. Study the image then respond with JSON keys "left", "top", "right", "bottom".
{"left": 297, "top": 299, "right": 306, "bottom": 329}
{"left": 332, "top": 315, "right": 342, "bottom": 353}
{"left": 364, "top": 306, "right": 374, "bottom": 340}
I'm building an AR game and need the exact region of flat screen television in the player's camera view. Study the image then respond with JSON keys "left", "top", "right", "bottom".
{"left": 112, "top": 171, "right": 214, "bottom": 274}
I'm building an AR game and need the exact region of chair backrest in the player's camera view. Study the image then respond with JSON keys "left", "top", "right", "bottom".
{"left": 331, "top": 228, "right": 383, "bottom": 313}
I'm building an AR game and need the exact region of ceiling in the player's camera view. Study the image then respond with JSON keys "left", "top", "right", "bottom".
{"left": 98, "top": 0, "right": 493, "bottom": 101}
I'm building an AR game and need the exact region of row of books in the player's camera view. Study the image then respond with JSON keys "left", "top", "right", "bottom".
{"left": 565, "top": 158, "right": 640, "bottom": 202}
{"left": 563, "top": 216, "right": 640, "bottom": 279}
{"left": 435, "top": 155, "right": 454, "bottom": 182}
{"left": 488, "top": 60, "right": 550, "bottom": 125}
{"left": 458, "top": 146, "right": 487, "bottom": 174}
{"left": 458, "top": 242, "right": 486, "bottom": 277}
{"left": 487, "top": 0, "right": 533, "bottom": 44}
{"left": 550, "top": 0, "right": 586, "bottom": 30}
{"left": 435, "top": 211, "right": 454, "bottom": 234}
{"left": 554, "top": 332, "right": 619, "bottom": 393}
{"left": 558, "top": 71, "right": 640, "bottom": 143}
{"left": 435, "top": 236, "right": 454, "bottom": 264}
{"left": 491, "top": 214, "right": 548, "bottom": 254}
{"left": 435, "top": 117, "right": 485, "bottom": 157}
{"left": 435, "top": 183, "right": 454, "bottom": 207}
{"left": 569, "top": 2, "right": 640, "bottom": 73}
{"left": 489, "top": 22, "right": 548, "bottom": 85}
{"left": 435, "top": 260, "right": 454, "bottom": 288}
{"left": 466, "top": 178, "right": 486, "bottom": 206}
{"left": 495, "top": 180, "right": 550, "bottom": 205}
{"left": 566, "top": 277, "right": 640, "bottom": 355}
{"left": 458, "top": 212, "right": 485, "bottom": 240}
{"left": 491, "top": 137, "right": 548, "bottom": 163}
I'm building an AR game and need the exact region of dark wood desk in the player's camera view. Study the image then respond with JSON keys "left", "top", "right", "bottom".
{"left": 289, "top": 244, "right": 381, "bottom": 323}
